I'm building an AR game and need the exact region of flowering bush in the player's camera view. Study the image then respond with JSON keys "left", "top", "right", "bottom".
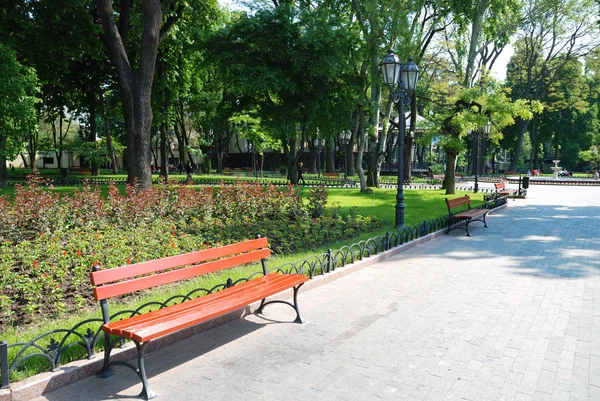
{"left": 0, "top": 177, "right": 380, "bottom": 328}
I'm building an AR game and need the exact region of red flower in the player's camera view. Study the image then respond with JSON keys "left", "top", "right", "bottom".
{"left": 63, "top": 251, "right": 67, "bottom": 257}
{"left": 126, "top": 258, "right": 131, "bottom": 264}
{"left": 76, "top": 250, "right": 82, "bottom": 256}
{"left": 33, "top": 260, "right": 38, "bottom": 268}
{"left": 171, "top": 243, "right": 175, "bottom": 248}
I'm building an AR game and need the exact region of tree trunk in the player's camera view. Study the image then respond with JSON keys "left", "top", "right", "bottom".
{"left": 96, "top": 0, "right": 165, "bottom": 189}
{"left": 325, "top": 143, "right": 334, "bottom": 173}
{"left": 405, "top": 91, "right": 417, "bottom": 183}
{"left": 442, "top": 149, "right": 458, "bottom": 195}
{"left": 20, "top": 154, "right": 28, "bottom": 168}
{"left": 0, "top": 135, "right": 6, "bottom": 188}
{"left": 356, "top": 108, "right": 368, "bottom": 192}
{"left": 509, "top": 119, "right": 530, "bottom": 171}
{"left": 309, "top": 145, "right": 317, "bottom": 173}
{"left": 347, "top": 136, "right": 355, "bottom": 177}
{"left": 366, "top": 150, "right": 379, "bottom": 187}
{"left": 100, "top": 90, "right": 119, "bottom": 174}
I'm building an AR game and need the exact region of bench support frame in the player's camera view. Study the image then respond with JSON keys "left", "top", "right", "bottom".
{"left": 447, "top": 214, "right": 488, "bottom": 237}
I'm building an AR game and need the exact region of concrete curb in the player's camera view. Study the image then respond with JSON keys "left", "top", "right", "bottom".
{"left": 4, "top": 203, "right": 508, "bottom": 401}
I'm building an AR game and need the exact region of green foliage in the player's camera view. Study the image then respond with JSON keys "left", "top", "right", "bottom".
{"left": 0, "top": 44, "right": 38, "bottom": 160}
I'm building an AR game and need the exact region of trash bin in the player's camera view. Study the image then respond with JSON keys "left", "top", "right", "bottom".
{"left": 522, "top": 176, "right": 530, "bottom": 189}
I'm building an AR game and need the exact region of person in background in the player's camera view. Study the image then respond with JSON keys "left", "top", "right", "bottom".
{"left": 297, "top": 162, "right": 306, "bottom": 185}
{"left": 185, "top": 161, "right": 193, "bottom": 181}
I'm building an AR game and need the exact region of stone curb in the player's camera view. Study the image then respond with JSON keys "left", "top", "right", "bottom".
{"left": 4, "top": 203, "right": 508, "bottom": 401}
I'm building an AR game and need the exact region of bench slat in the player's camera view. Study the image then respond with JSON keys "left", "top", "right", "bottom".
{"left": 106, "top": 273, "right": 308, "bottom": 342}
{"left": 91, "top": 238, "right": 269, "bottom": 286}
{"left": 93, "top": 249, "right": 271, "bottom": 300}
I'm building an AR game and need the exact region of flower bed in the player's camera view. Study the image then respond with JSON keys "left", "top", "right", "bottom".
{"left": 0, "top": 176, "right": 380, "bottom": 329}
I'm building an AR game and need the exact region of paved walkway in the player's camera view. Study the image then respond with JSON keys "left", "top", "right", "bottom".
{"left": 34, "top": 185, "right": 600, "bottom": 401}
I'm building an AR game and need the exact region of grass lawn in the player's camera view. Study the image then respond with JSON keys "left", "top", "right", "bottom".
{"left": 323, "top": 187, "right": 484, "bottom": 227}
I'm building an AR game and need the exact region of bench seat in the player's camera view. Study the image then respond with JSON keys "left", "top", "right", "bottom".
{"left": 104, "top": 273, "right": 307, "bottom": 342}
{"left": 452, "top": 208, "right": 489, "bottom": 221}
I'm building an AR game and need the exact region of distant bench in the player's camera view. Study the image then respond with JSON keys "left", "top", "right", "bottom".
{"left": 495, "top": 181, "right": 517, "bottom": 198}
{"left": 90, "top": 237, "right": 308, "bottom": 399}
{"left": 445, "top": 195, "right": 489, "bottom": 237}
{"left": 322, "top": 172, "right": 341, "bottom": 178}
{"left": 71, "top": 168, "right": 92, "bottom": 175}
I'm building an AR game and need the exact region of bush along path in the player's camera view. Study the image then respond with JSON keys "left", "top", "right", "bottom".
{"left": 0, "top": 183, "right": 507, "bottom": 388}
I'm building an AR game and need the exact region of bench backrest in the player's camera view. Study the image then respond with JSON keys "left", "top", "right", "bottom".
{"left": 495, "top": 182, "right": 506, "bottom": 190}
{"left": 323, "top": 172, "right": 340, "bottom": 177}
{"left": 90, "top": 237, "right": 270, "bottom": 301}
{"left": 445, "top": 195, "right": 471, "bottom": 212}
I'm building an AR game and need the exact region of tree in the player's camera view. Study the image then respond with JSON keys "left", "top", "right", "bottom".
{"left": 95, "top": 0, "right": 189, "bottom": 188}
{"left": 505, "top": 0, "right": 600, "bottom": 170}
{"left": 206, "top": 5, "right": 356, "bottom": 184}
{"left": 0, "top": 44, "right": 38, "bottom": 187}
{"left": 428, "top": 79, "right": 542, "bottom": 194}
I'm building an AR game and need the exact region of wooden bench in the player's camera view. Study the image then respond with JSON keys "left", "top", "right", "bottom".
{"left": 323, "top": 172, "right": 340, "bottom": 178}
{"left": 89, "top": 237, "right": 308, "bottom": 399}
{"left": 71, "top": 167, "right": 92, "bottom": 175}
{"left": 445, "top": 195, "right": 489, "bottom": 237}
{"left": 495, "top": 181, "right": 517, "bottom": 198}
{"left": 432, "top": 174, "right": 445, "bottom": 181}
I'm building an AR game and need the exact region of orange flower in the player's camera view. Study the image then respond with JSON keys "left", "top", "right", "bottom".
{"left": 171, "top": 243, "right": 176, "bottom": 248}
{"left": 76, "top": 250, "right": 82, "bottom": 257}
{"left": 33, "top": 260, "right": 38, "bottom": 268}
{"left": 126, "top": 258, "right": 131, "bottom": 264}
{"left": 63, "top": 251, "right": 67, "bottom": 257}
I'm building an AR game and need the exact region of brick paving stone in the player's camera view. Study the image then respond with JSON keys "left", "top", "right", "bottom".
{"left": 30, "top": 185, "right": 600, "bottom": 401}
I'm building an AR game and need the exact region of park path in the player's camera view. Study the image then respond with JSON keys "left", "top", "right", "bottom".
{"left": 33, "top": 184, "right": 600, "bottom": 401}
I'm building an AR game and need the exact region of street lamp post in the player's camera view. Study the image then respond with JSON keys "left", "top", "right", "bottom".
{"left": 380, "top": 50, "right": 419, "bottom": 229}
{"left": 471, "top": 121, "right": 491, "bottom": 193}
{"left": 340, "top": 131, "right": 351, "bottom": 181}
{"left": 314, "top": 138, "right": 325, "bottom": 179}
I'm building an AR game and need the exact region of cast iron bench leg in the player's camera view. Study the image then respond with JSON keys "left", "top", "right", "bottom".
{"left": 135, "top": 341, "right": 157, "bottom": 400}
{"left": 255, "top": 284, "right": 305, "bottom": 324}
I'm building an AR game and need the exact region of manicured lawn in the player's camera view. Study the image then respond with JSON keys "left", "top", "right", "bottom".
{"left": 323, "top": 187, "right": 484, "bottom": 227}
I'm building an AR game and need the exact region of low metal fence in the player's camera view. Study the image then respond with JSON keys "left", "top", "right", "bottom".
{"left": 0, "top": 196, "right": 506, "bottom": 389}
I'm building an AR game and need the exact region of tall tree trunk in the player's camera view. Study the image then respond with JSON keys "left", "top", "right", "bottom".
{"left": 100, "top": 90, "right": 119, "bottom": 174}
{"left": 325, "top": 143, "right": 334, "bottom": 173}
{"left": 405, "top": 92, "right": 418, "bottom": 183}
{"left": 97, "top": 0, "right": 169, "bottom": 189}
{"left": 356, "top": 108, "right": 368, "bottom": 192}
{"left": 0, "top": 135, "right": 6, "bottom": 188}
{"left": 347, "top": 135, "right": 355, "bottom": 177}
{"left": 20, "top": 154, "right": 28, "bottom": 168}
{"left": 367, "top": 99, "right": 392, "bottom": 187}
{"left": 509, "top": 119, "right": 530, "bottom": 171}
{"left": 463, "top": 0, "right": 491, "bottom": 88}
{"left": 442, "top": 149, "right": 458, "bottom": 195}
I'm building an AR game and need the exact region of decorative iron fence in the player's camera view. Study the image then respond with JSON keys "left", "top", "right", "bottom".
{"left": 0, "top": 196, "right": 507, "bottom": 390}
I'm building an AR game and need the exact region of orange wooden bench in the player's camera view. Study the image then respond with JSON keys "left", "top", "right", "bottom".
{"left": 494, "top": 181, "right": 517, "bottom": 198}
{"left": 90, "top": 237, "right": 308, "bottom": 399}
{"left": 445, "top": 195, "right": 489, "bottom": 237}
